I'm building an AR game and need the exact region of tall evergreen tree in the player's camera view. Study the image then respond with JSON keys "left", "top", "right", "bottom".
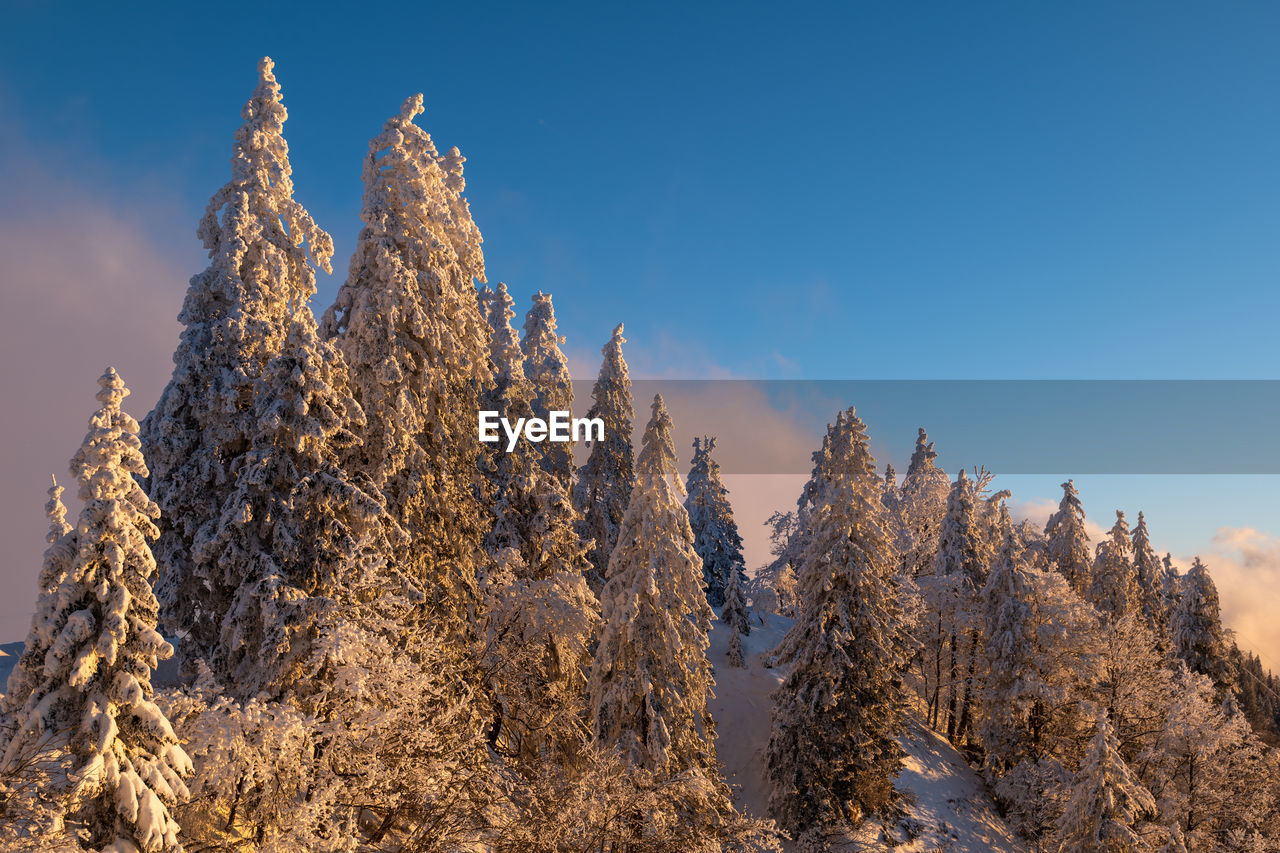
{"left": 720, "top": 560, "right": 751, "bottom": 637}
{"left": 588, "top": 396, "right": 719, "bottom": 778}
{"left": 979, "top": 506, "right": 1039, "bottom": 775}
{"left": 1, "top": 476, "right": 75, "bottom": 725}
{"left": 685, "top": 436, "right": 746, "bottom": 608}
{"left": 880, "top": 463, "right": 900, "bottom": 523}
{"left": 521, "top": 291, "right": 575, "bottom": 487}
{"left": 1172, "top": 558, "right": 1233, "bottom": 692}
{"left": 573, "top": 323, "right": 635, "bottom": 592}
{"left": 479, "top": 283, "right": 597, "bottom": 763}
{"left": 1055, "top": 709, "right": 1156, "bottom": 852}
{"left": 1130, "top": 512, "right": 1168, "bottom": 641}
{"left": 927, "top": 469, "right": 989, "bottom": 741}
{"left": 1159, "top": 554, "right": 1182, "bottom": 637}
{"left": 202, "top": 315, "right": 401, "bottom": 698}
{"left": 142, "top": 58, "right": 335, "bottom": 661}
{"left": 766, "top": 408, "right": 913, "bottom": 838}
{"left": 1, "top": 370, "right": 191, "bottom": 852}
{"left": 1089, "top": 511, "right": 1135, "bottom": 619}
{"left": 481, "top": 283, "right": 588, "bottom": 576}
{"left": 1046, "top": 480, "right": 1093, "bottom": 598}
{"left": 898, "top": 428, "right": 950, "bottom": 581}
{"left": 321, "top": 94, "right": 493, "bottom": 626}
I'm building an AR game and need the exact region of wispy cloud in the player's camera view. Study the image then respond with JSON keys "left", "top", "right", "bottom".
{"left": 0, "top": 139, "right": 191, "bottom": 641}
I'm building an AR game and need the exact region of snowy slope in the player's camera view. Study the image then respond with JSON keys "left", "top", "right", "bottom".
{"left": 708, "top": 610, "right": 793, "bottom": 818}
{"left": 708, "top": 612, "right": 1025, "bottom": 852}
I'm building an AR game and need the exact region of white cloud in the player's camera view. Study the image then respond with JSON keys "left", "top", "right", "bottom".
{"left": 1187, "top": 528, "right": 1280, "bottom": 671}
{"left": 0, "top": 158, "right": 190, "bottom": 641}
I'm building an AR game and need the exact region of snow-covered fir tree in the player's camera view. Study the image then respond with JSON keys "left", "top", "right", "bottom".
{"left": 988, "top": 565, "right": 1105, "bottom": 843}
{"left": 1159, "top": 553, "right": 1182, "bottom": 634}
{"left": 1, "top": 477, "right": 75, "bottom": 726}
{"left": 1172, "top": 558, "right": 1233, "bottom": 692}
{"left": 481, "top": 283, "right": 588, "bottom": 577}
{"left": 573, "top": 323, "right": 634, "bottom": 592}
{"left": 720, "top": 558, "right": 751, "bottom": 637}
{"left": 521, "top": 291, "right": 575, "bottom": 487}
{"left": 1130, "top": 512, "right": 1169, "bottom": 642}
{"left": 1, "top": 370, "right": 191, "bottom": 852}
{"left": 685, "top": 436, "right": 747, "bottom": 608}
{"left": 479, "top": 282, "right": 598, "bottom": 764}
{"left": 1045, "top": 479, "right": 1093, "bottom": 598}
{"left": 766, "top": 408, "right": 913, "bottom": 839}
{"left": 726, "top": 630, "right": 746, "bottom": 669}
{"left": 897, "top": 427, "right": 950, "bottom": 581}
{"left": 879, "top": 463, "right": 901, "bottom": 558}
{"left": 199, "top": 315, "right": 402, "bottom": 699}
{"left": 1089, "top": 510, "right": 1135, "bottom": 619}
{"left": 926, "top": 469, "right": 990, "bottom": 743}
{"left": 589, "top": 395, "right": 719, "bottom": 778}
{"left": 321, "top": 94, "right": 493, "bottom": 627}
{"left": 979, "top": 506, "right": 1039, "bottom": 776}
{"left": 1055, "top": 708, "right": 1156, "bottom": 852}
{"left": 142, "top": 57, "right": 335, "bottom": 663}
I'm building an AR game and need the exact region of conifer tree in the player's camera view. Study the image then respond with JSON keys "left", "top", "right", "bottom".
{"left": 481, "top": 284, "right": 588, "bottom": 577}
{"left": 927, "top": 469, "right": 989, "bottom": 741}
{"left": 898, "top": 428, "right": 950, "bottom": 580}
{"left": 201, "top": 316, "right": 401, "bottom": 698}
{"left": 685, "top": 436, "right": 746, "bottom": 608}
{"left": 979, "top": 506, "right": 1039, "bottom": 775}
{"left": 1160, "top": 554, "right": 1182, "bottom": 635}
{"left": 988, "top": 567, "right": 1107, "bottom": 843}
{"left": 1089, "top": 510, "right": 1135, "bottom": 619}
{"left": 1131, "top": 512, "right": 1168, "bottom": 641}
{"left": 589, "top": 396, "right": 719, "bottom": 778}
{"left": 479, "top": 283, "right": 597, "bottom": 763}
{"left": 573, "top": 323, "right": 635, "bottom": 592}
{"left": 321, "top": 94, "right": 493, "bottom": 625}
{"left": 1, "top": 370, "right": 191, "bottom": 852}
{"left": 720, "top": 559, "right": 751, "bottom": 636}
{"left": 879, "top": 462, "right": 901, "bottom": 543}
{"left": 1, "top": 477, "right": 75, "bottom": 725}
{"left": 766, "top": 408, "right": 912, "bottom": 837}
{"left": 727, "top": 630, "right": 746, "bottom": 669}
{"left": 1172, "top": 558, "right": 1233, "bottom": 692}
{"left": 521, "top": 291, "right": 575, "bottom": 487}
{"left": 142, "top": 58, "right": 335, "bottom": 661}
{"left": 1055, "top": 709, "right": 1156, "bottom": 852}
{"left": 1046, "top": 480, "right": 1093, "bottom": 598}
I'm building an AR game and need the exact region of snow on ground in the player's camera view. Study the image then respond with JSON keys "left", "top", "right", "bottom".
{"left": 709, "top": 612, "right": 1025, "bottom": 852}
{"left": 843, "top": 720, "right": 1024, "bottom": 852}
{"left": 708, "top": 608, "right": 793, "bottom": 819}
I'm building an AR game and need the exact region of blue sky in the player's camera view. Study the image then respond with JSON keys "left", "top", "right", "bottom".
{"left": 2, "top": 1, "right": 1279, "bottom": 656}
{"left": 4, "top": 1, "right": 1279, "bottom": 379}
